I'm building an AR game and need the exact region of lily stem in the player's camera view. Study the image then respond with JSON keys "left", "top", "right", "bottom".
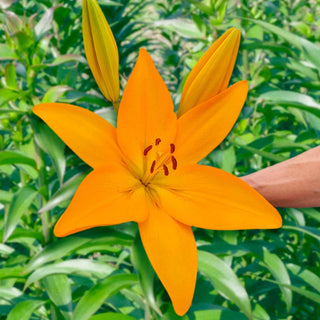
{"left": 144, "top": 302, "right": 151, "bottom": 320}
{"left": 242, "top": 48, "right": 248, "bottom": 81}
{"left": 34, "top": 138, "right": 51, "bottom": 243}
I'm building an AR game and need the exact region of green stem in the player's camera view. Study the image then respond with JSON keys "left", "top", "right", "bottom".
{"left": 0, "top": 109, "right": 26, "bottom": 113}
{"left": 34, "top": 137, "right": 51, "bottom": 243}
{"left": 242, "top": 48, "right": 248, "bottom": 81}
{"left": 144, "top": 301, "right": 151, "bottom": 320}
{"left": 41, "top": 210, "right": 51, "bottom": 244}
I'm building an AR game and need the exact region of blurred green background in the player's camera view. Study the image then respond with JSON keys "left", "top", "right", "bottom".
{"left": 0, "top": 0, "right": 320, "bottom": 319}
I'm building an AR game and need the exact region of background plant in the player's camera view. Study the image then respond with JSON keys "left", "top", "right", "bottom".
{"left": 0, "top": 0, "right": 320, "bottom": 319}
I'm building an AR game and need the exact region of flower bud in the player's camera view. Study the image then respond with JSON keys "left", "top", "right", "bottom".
{"left": 178, "top": 28, "right": 240, "bottom": 117}
{"left": 82, "top": 0, "right": 120, "bottom": 109}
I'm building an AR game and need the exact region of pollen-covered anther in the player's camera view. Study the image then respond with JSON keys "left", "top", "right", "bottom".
{"left": 170, "top": 143, "right": 175, "bottom": 153}
{"left": 155, "top": 138, "right": 161, "bottom": 145}
{"left": 163, "top": 164, "right": 169, "bottom": 176}
{"left": 150, "top": 160, "right": 156, "bottom": 173}
{"left": 171, "top": 156, "right": 177, "bottom": 170}
{"left": 143, "top": 145, "right": 153, "bottom": 156}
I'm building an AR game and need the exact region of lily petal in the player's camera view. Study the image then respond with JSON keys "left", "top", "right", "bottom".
{"left": 117, "top": 49, "right": 177, "bottom": 175}
{"left": 33, "top": 103, "right": 122, "bottom": 169}
{"left": 154, "top": 164, "right": 282, "bottom": 230}
{"left": 54, "top": 165, "right": 148, "bottom": 237}
{"left": 139, "top": 206, "right": 197, "bottom": 316}
{"left": 175, "top": 81, "right": 248, "bottom": 166}
{"left": 82, "top": 0, "right": 119, "bottom": 105}
{"left": 178, "top": 28, "right": 240, "bottom": 116}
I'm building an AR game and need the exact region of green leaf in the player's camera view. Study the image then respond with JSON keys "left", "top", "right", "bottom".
{"left": 259, "top": 91, "right": 320, "bottom": 118}
{"left": 233, "top": 140, "right": 286, "bottom": 162}
{"left": 0, "top": 266, "right": 24, "bottom": 280}
{"left": 32, "top": 117, "right": 66, "bottom": 184}
{"left": 38, "top": 172, "right": 87, "bottom": 213}
{"left": 74, "top": 229, "right": 134, "bottom": 255}
{"left": 263, "top": 279, "right": 320, "bottom": 304}
{"left": 49, "top": 54, "right": 86, "bottom": 66}
{"left": 0, "top": 287, "right": 22, "bottom": 299}
{"left": 4, "top": 187, "right": 38, "bottom": 242}
{"left": 24, "top": 236, "right": 91, "bottom": 273}
{"left": 209, "top": 146, "right": 236, "bottom": 173}
{"left": 42, "top": 274, "right": 72, "bottom": 320}
{"left": 6, "top": 228, "right": 44, "bottom": 243}
{"left": 0, "top": 151, "right": 37, "bottom": 168}
{"left": 25, "top": 259, "right": 115, "bottom": 288}
{"left": 299, "top": 208, "right": 320, "bottom": 223}
{"left": 251, "top": 19, "right": 320, "bottom": 69}
{"left": 5, "top": 63, "right": 17, "bottom": 89}
{"left": 14, "top": 31, "right": 34, "bottom": 50}
{"left": 0, "top": 44, "right": 17, "bottom": 60}
{"left": 287, "top": 58, "right": 319, "bottom": 80}
{"left": 154, "top": 19, "right": 203, "bottom": 38}
{"left": 0, "top": 243, "right": 14, "bottom": 255}
{"left": 198, "top": 250, "right": 252, "bottom": 320}
{"left": 0, "top": 88, "right": 18, "bottom": 106}
{"left": 252, "top": 303, "right": 270, "bottom": 320}
{"left": 42, "top": 85, "right": 72, "bottom": 103}
{"left": 287, "top": 263, "right": 320, "bottom": 294}
{"left": 261, "top": 248, "right": 292, "bottom": 312}
{"left": 190, "top": 308, "right": 248, "bottom": 320}
{"left": 131, "top": 235, "right": 161, "bottom": 315}
{"left": 0, "top": 190, "right": 13, "bottom": 203}
{"left": 73, "top": 274, "right": 138, "bottom": 320}
{"left": 184, "top": 0, "right": 213, "bottom": 15}
{"left": 89, "top": 313, "right": 136, "bottom": 320}
{"left": 4, "top": 10, "right": 23, "bottom": 32}
{"left": 282, "top": 225, "right": 320, "bottom": 241}
{"left": 7, "top": 300, "right": 46, "bottom": 320}
{"left": 287, "top": 208, "right": 305, "bottom": 226}
{"left": 282, "top": 285, "right": 320, "bottom": 304}
{"left": 95, "top": 108, "right": 117, "bottom": 127}
{"left": 34, "top": 6, "right": 56, "bottom": 38}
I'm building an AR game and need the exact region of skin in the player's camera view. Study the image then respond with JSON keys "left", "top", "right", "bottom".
{"left": 241, "top": 146, "right": 320, "bottom": 208}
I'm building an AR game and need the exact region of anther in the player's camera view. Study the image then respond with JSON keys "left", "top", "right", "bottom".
{"left": 163, "top": 164, "right": 169, "bottom": 176}
{"left": 171, "top": 156, "right": 177, "bottom": 170}
{"left": 150, "top": 160, "right": 156, "bottom": 173}
{"left": 143, "top": 145, "right": 153, "bottom": 156}
{"left": 155, "top": 138, "right": 161, "bottom": 145}
{"left": 170, "top": 143, "right": 175, "bottom": 153}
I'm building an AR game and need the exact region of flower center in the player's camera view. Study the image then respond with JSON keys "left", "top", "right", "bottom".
{"left": 140, "top": 137, "right": 178, "bottom": 186}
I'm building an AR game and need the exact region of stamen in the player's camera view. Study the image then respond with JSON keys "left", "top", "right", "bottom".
{"left": 170, "top": 143, "right": 175, "bottom": 153}
{"left": 144, "top": 145, "right": 153, "bottom": 156}
{"left": 163, "top": 164, "right": 169, "bottom": 176}
{"left": 150, "top": 160, "right": 156, "bottom": 173}
{"left": 171, "top": 156, "right": 177, "bottom": 170}
{"left": 155, "top": 138, "right": 161, "bottom": 145}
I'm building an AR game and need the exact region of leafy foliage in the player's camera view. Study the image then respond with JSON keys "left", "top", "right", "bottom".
{"left": 1, "top": 0, "right": 320, "bottom": 319}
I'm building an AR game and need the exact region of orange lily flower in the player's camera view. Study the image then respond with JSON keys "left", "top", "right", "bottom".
{"left": 33, "top": 49, "right": 281, "bottom": 316}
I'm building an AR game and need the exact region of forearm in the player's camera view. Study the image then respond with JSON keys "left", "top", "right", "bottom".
{"left": 241, "top": 146, "right": 320, "bottom": 208}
